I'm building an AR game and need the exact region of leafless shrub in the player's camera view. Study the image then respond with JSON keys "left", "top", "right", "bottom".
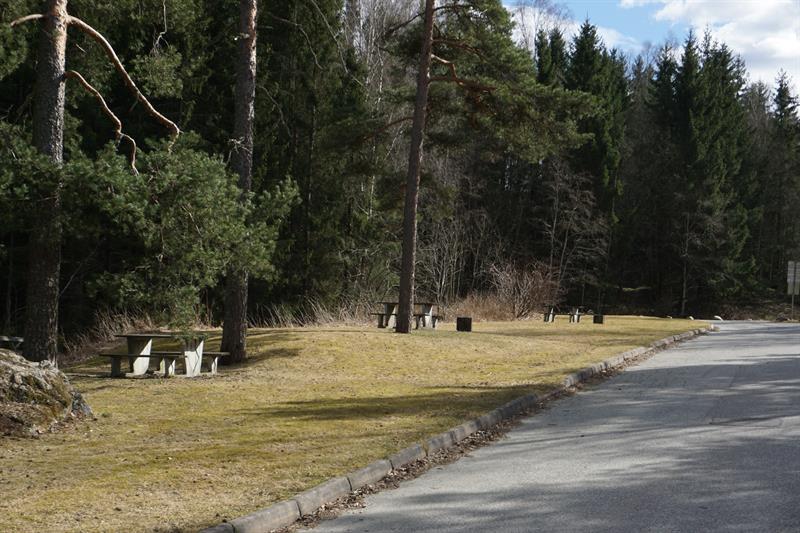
{"left": 446, "top": 292, "right": 516, "bottom": 322}
{"left": 488, "top": 262, "right": 561, "bottom": 319}
{"left": 417, "top": 210, "right": 503, "bottom": 305}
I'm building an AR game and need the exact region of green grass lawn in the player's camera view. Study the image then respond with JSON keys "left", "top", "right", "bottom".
{"left": 0, "top": 316, "right": 704, "bottom": 532}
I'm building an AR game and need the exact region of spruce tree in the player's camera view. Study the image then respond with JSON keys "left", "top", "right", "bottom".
{"left": 672, "top": 31, "right": 751, "bottom": 313}
{"left": 771, "top": 72, "right": 800, "bottom": 278}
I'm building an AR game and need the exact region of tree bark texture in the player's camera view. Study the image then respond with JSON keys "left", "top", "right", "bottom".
{"left": 24, "top": 0, "right": 68, "bottom": 363}
{"left": 396, "top": 0, "right": 435, "bottom": 334}
{"left": 221, "top": 0, "right": 257, "bottom": 364}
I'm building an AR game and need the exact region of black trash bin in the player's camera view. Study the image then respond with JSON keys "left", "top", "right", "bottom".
{"left": 593, "top": 314, "right": 604, "bottom": 324}
{"left": 457, "top": 316, "right": 472, "bottom": 332}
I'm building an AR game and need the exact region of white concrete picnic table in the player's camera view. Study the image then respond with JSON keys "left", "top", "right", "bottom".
{"left": 112, "top": 332, "right": 208, "bottom": 378}
{"left": 374, "top": 301, "right": 438, "bottom": 329}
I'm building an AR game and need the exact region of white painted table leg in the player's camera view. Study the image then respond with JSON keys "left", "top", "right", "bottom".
{"left": 184, "top": 338, "right": 204, "bottom": 377}
{"left": 127, "top": 338, "right": 152, "bottom": 375}
{"left": 386, "top": 304, "right": 397, "bottom": 329}
{"left": 421, "top": 304, "right": 433, "bottom": 328}
{"left": 160, "top": 357, "right": 176, "bottom": 377}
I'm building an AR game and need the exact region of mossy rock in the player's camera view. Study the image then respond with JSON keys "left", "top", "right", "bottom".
{"left": 0, "top": 349, "right": 92, "bottom": 437}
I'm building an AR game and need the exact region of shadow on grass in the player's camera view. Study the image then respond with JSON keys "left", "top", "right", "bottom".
{"left": 227, "top": 331, "right": 303, "bottom": 369}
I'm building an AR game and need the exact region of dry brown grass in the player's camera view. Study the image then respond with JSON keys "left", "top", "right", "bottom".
{"left": 0, "top": 316, "right": 704, "bottom": 532}
{"left": 444, "top": 292, "right": 518, "bottom": 321}
{"left": 60, "top": 311, "right": 161, "bottom": 364}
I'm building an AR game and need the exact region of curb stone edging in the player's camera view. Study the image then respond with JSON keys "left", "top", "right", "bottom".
{"left": 199, "top": 326, "right": 710, "bottom": 533}
{"left": 388, "top": 443, "right": 425, "bottom": 470}
{"left": 294, "top": 476, "right": 352, "bottom": 517}
{"left": 424, "top": 431, "right": 455, "bottom": 455}
{"left": 228, "top": 500, "right": 300, "bottom": 533}
{"left": 347, "top": 459, "right": 392, "bottom": 490}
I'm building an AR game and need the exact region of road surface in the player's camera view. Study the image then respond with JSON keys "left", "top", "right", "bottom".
{"left": 312, "top": 322, "right": 800, "bottom": 532}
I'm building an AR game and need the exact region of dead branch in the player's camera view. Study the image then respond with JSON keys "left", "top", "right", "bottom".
{"left": 9, "top": 13, "right": 45, "bottom": 27}
{"left": 433, "top": 38, "right": 486, "bottom": 59}
{"left": 383, "top": 3, "right": 471, "bottom": 39}
{"left": 153, "top": 0, "right": 168, "bottom": 51}
{"left": 383, "top": 11, "right": 424, "bottom": 39}
{"left": 432, "top": 54, "right": 458, "bottom": 79}
{"left": 64, "top": 70, "right": 139, "bottom": 173}
{"left": 67, "top": 15, "right": 180, "bottom": 147}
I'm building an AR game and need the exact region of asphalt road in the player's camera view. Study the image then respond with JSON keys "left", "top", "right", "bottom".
{"left": 312, "top": 322, "right": 800, "bottom": 533}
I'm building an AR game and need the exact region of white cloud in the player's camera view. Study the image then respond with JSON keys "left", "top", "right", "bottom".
{"left": 508, "top": 4, "right": 643, "bottom": 56}
{"left": 506, "top": 0, "right": 800, "bottom": 90}
{"left": 622, "top": 0, "right": 800, "bottom": 89}
{"left": 619, "top": 0, "right": 663, "bottom": 5}
{"left": 596, "top": 25, "right": 643, "bottom": 53}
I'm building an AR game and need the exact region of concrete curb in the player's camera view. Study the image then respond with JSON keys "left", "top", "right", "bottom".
{"left": 388, "top": 443, "right": 425, "bottom": 470}
{"left": 227, "top": 500, "right": 300, "bottom": 533}
{"left": 424, "top": 431, "right": 455, "bottom": 455}
{"left": 294, "top": 477, "right": 352, "bottom": 517}
{"left": 347, "top": 459, "right": 392, "bottom": 491}
{"left": 199, "top": 326, "right": 710, "bottom": 532}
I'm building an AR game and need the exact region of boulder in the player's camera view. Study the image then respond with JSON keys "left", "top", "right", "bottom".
{"left": 0, "top": 349, "right": 92, "bottom": 437}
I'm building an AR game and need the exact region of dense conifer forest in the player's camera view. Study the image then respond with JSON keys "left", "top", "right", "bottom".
{"left": 1, "top": 1, "right": 798, "bottom": 358}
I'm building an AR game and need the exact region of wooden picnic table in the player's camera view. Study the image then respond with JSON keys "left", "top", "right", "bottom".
{"left": 106, "top": 332, "right": 222, "bottom": 378}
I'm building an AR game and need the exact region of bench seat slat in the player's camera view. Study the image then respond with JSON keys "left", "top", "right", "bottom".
{"left": 99, "top": 353, "right": 183, "bottom": 358}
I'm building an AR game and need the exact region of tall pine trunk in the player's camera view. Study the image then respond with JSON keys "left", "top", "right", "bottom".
{"left": 24, "top": 0, "right": 68, "bottom": 363}
{"left": 221, "top": 0, "right": 257, "bottom": 363}
{"left": 396, "top": 0, "right": 435, "bottom": 334}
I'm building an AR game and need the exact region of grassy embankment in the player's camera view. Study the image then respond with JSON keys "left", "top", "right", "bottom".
{"left": 0, "top": 316, "right": 704, "bottom": 532}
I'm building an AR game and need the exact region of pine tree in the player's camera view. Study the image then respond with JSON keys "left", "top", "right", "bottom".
{"left": 23, "top": 0, "right": 68, "bottom": 363}
{"left": 8, "top": 0, "right": 179, "bottom": 360}
{"left": 396, "top": 0, "right": 435, "bottom": 334}
{"left": 221, "top": 0, "right": 258, "bottom": 364}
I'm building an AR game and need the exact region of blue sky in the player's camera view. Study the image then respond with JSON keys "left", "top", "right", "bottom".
{"left": 503, "top": 0, "right": 800, "bottom": 90}
{"left": 559, "top": 0, "right": 688, "bottom": 48}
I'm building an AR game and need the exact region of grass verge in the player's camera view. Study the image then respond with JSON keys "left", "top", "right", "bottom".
{"left": 1, "top": 316, "right": 704, "bottom": 532}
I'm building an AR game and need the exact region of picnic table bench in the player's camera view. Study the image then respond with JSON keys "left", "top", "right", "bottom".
{"left": 0, "top": 335, "right": 24, "bottom": 351}
{"left": 371, "top": 301, "right": 443, "bottom": 329}
{"left": 100, "top": 333, "right": 228, "bottom": 378}
{"left": 543, "top": 306, "right": 585, "bottom": 323}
